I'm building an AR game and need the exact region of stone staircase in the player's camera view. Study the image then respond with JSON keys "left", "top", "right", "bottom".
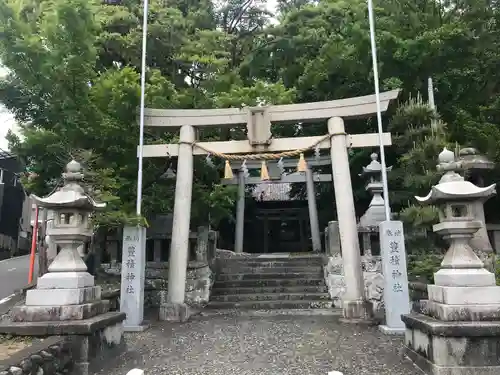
{"left": 208, "top": 254, "right": 332, "bottom": 309}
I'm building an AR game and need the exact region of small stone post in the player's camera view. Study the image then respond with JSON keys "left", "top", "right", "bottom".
{"left": 162, "top": 124, "right": 195, "bottom": 322}
{"left": 196, "top": 226, "right": 209, "bottom": 263}
{"left": 234, "top": 170, "right": 245, "bottom": 253}
{"left": 326, "top": 221, "right": 341, "bottom": 256}
{"left": 328, "top": 117, "right": 371, "bottom": 321}
{"left": 305, "top": 167, "right": 321, "bottom": 252}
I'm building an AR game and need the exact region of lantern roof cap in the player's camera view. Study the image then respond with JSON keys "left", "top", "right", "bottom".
{"left": 415, "top": 181, "right": 496, "bottom": 204}
{"left": 360, "top": 153, "right": 392, "bottom": 176}
{"left": 30, "top": 160, "right": 106, "bottom": 210}
{"left": 458, "top": 147, "right": 495, "bottom": 170}
{"left": 416, "top": 148, "right": 496, "bottom": 204}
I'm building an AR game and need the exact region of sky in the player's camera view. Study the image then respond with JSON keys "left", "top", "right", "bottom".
{"left": 0, "top": 0, "right": 280, "bottom": 151}
{"left": 0, "top": 65, "right": 15, "bottom": 151}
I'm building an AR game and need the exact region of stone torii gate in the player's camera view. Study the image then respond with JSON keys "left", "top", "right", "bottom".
{"left": 139, "top": 89, "right": 400, "bottom": 321}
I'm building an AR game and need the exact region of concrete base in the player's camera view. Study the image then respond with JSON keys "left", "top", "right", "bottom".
{"left": 159, "top": 302, "right": 191, "bottom": 322}
{"left": 402, "top": 313, "right": 500, "bottom": 375}
{"left": 11, "top": 299, "right": 110, "bottom": 322}
{"left": 428, "top": 285, "right": 500, "bottom": 305}
{"left": 26, "top": 286, "right": 101, "bottom": 306}
{"left": 434, "top": 268, "right": 496, "bottom": 287}
{"left": 37, "top": 271, "right": 95, "bottom": 289}
{"left": 378, "top": 324, "right": 405, "bottom": 335}
{"left": 404, "top": 346, "right": 500, "bottom": 375}
{"left": 65, "top": 316, "right": 125, "bottom": 375}
{"left": 340, "top": 300, "right": 374, "bottom": 324}
{"left": 422, "top": 299, "right": 500, "bottom": 321}
{"left": 123, "top": 323, "right": 149, "bottom": 332}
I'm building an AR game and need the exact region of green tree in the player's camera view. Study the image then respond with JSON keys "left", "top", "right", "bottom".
{"left": 1, "top": 0, "right": 500, "bottom": 238}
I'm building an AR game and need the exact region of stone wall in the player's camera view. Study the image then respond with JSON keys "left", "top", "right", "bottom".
{"left": 323, "top": 254, "right": 384, "bottom": 315}
{"left": 101, "top": 261, "right": 213, "bottom": 309}
{"left": 0, "top": 337, "right": 72, "bottom": 375}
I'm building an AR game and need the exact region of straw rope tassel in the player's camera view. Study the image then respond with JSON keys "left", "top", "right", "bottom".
{"left": 261, "top": 161, "right": 270, "bottom": 181}
{"left": 297, "top": 153, "right": 307, "bottom": 172}
{"left": 224, "top": 160, "right": 233, "bottom": 179}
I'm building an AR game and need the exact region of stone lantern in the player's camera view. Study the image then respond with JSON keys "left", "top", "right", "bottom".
{"left": 1, "top": 160, "right": 126, "bottom": 375}
{"left": 402, "top": 148, "right": 500, "bottom": 374}
{"left": 415, "top": 148, "right": 496, "bottom": 289}
{"left": 358, "top": 153, "right": 391, "bottom": 256}
{"left": 13, "top": 160, "right": 107, "bottom": 320}
{"left": 458, "top": 147, "right": 495, "bottom": 257}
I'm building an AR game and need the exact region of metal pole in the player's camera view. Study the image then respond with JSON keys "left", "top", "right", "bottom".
{"left": 38, "top": 207, "right": 48, "bottom": 276}
{"left": 234, "top": 171, "right": 245, "bottom": 253}
{"left": 367, "top": 0, "right": 391, "bottom": 221}
{"left": 28, "top": 206, "right": 39, "bottom": 283}
{"left": 136, "top": 0, "right": 149, "bottom": 216}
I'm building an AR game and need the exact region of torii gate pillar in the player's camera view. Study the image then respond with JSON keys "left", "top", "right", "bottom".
{"left": 159, "top": 125, "right": 195, "bottom": 322}
{"left": 329, "top": 117, "right": 372, "bottom": 321}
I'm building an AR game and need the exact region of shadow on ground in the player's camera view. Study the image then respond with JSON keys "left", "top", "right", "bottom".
{"left": 96, "top": 313, "right": 422, "bottom": 375}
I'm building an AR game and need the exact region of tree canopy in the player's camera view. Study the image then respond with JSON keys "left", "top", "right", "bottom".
{"left": 0, "top": 0, "right": 499, "bottom": 233}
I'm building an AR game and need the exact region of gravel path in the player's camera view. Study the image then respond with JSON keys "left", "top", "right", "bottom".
{"left": 98, "top": 314, "right": 422, "bottom": 375}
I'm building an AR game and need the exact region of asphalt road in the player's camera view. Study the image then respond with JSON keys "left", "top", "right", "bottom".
{"left": 0, "top": 254, "right": 38, "bottom": 301}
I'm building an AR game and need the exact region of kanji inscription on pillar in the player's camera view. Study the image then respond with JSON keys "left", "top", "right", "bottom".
{"left": 120, "top": 225, "right": 146, "bottom": 330}
{"left": 379, "top": 220, "right": 410, "bottom": 332}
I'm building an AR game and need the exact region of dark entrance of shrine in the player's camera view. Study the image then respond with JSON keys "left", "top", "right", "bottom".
{"left": 218, "top": 182, "right": 316, "bottom": 254}
{"left": 246, "top": 202, "right": 310, "bottom": 253}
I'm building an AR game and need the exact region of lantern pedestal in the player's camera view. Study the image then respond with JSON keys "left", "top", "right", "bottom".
{"left": 402, "top": 314, "right": 500, "bottom": 375}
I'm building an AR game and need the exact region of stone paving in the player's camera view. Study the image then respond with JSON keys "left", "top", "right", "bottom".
{"left": 97, "top": 312, "right": 423, "bottom": 375}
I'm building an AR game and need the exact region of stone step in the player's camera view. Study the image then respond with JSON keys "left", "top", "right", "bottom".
{"left": 213, "top": 278, "right": 325, "bottom": 288}
{"left": 218, "top": 266, "right": 323, "bottom": 274}
{"left": 210, "top": 293, "right": 330, "bottom": 302}
{"left": 207, "top": 300, "right": 333, "bottom": 309}
{"left": 216, "top": 272, "right": 323, "bottom": 281}
{"left": 211, "top": 285, "right": 329, "bottom": 295}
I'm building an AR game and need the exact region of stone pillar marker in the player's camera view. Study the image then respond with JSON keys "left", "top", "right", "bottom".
{"left": 162, "top": 124, "right": 195, "bottom": 322}
{"left": 402, "top": 148, "right": 500, "bottom": 375}
{"left": 328, "top": 116, "right": 371, "bottom": 321}
{"left": 120, "top": 225, "right": 146, "bottom": 331}
{"left": 378, "top": 220, "right": 410, "bottom": 334}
